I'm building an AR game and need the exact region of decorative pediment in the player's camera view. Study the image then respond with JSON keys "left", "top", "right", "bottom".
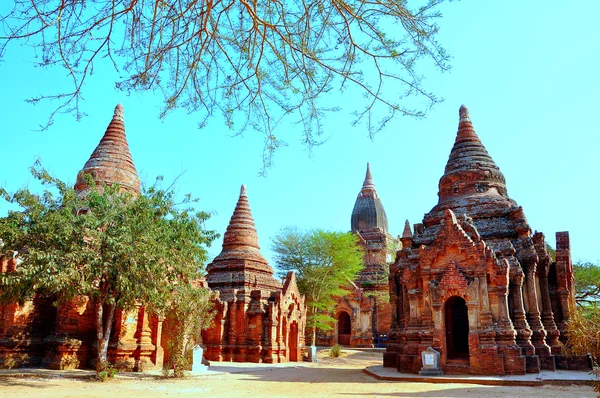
{"left": 420, "top": 210, "right": 499, "bottom": 278}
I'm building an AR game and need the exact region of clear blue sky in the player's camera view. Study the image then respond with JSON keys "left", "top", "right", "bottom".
{"left": 1, "top": 1, "right": 599, "bottom": 266}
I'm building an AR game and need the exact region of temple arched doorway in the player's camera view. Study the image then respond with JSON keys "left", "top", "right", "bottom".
{"left": 289, "top": 321, "right": 299, "bottom": 361}
{"left": 337, "top": 311, "right": 351, "bottom": 346}
{"left": 445, "top": 296, "right": 469, "bottom": 359}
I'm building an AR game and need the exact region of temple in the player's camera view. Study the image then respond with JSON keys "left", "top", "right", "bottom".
{"left": 317, "top": 164, "right": 396, "bottom": 347}
{"left": 202, "top": 185, "right": 306, "bottom": 362}
{"left": 384, "top": 105, "right": 584, "bottom": 375}
{"left": 0, "top": 105, "right": 165, "bottom": 370}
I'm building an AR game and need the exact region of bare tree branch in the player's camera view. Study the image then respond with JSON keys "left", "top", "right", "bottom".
{"left": 1, "top": 0, "right": 451, "bottom": 173}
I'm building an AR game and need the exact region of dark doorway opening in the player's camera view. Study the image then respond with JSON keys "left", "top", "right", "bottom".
{"left": 445, "top": 296, "right": 469, "bottom": 359}
{"left": 337, "top": 311, "right": 351, "bottom": 346}
{"left": 289, "top": 321, "right": 298, "bottom": 361}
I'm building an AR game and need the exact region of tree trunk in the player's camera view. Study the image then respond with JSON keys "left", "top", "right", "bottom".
{"left": 312, "top": 327, "right": 316, "bottom": 347}
{"left": 95, "top": 300, "right": 117, "bottom": 373}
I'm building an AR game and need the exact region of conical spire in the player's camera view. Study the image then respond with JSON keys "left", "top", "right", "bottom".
{"left": 351, "top": 163, "right": 388, "bottom": 232}
{"left": 222, "top": 184, "right": 260, "bottom": 250}
{"left": 402, "top": 220, "right": 413, "bottom": 238}
{"left": 361, "top": 162, "right": 376, "bottom": 194}
{"left": 438, "top": 105, "right": 508, "bottom": 202}
{"left": 206, "top": 185, "right": 282, "bottom": 293}
{"left": 75, "top": 104, "right": 140, "bottom": 194}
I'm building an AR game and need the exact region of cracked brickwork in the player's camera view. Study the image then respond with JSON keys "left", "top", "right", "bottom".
{"left": 384, "top": 105, "right": 585, "bottom": 375}
{"left": 203, "top": 185, "right": 307, "bottom": 363}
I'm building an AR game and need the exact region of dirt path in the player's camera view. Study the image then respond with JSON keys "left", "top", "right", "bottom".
{"left": 0, "top": 351, "right": 594, "bottom": 398}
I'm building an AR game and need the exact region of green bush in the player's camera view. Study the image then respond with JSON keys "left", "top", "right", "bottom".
{"left": 329, "top": 344, "right": 342, "bottom": 358}
{"left": 96, "top": 365, "right": 118, "bottom": 382}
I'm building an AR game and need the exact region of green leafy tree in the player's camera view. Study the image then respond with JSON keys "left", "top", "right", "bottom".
{"left": 163, "top": 283, "right": 214, "bottom": 378}
{"left": 0, "top": 1, "right": 451, "bottom": 171}
{"left": 0, "top": 166, "right": 217, "bottom": 373}
{"left": 574, "top": 261, "right": 600, "bottom": 307}
{"left": 271, "top": 228, "right": 364, "bottom": 346}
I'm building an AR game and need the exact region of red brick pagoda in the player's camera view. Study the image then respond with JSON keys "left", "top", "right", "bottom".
{"left": 1, "top": 105, "right": 164, "bottom": 371}
{"left": 203, "top": 185, "right": 306, "bottom": 362}
{"left": 384, "top": 105, "right": 583, "bottom": 375}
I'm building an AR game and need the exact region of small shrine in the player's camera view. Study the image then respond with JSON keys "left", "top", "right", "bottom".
{"left": 203, "top": 186, "right": 307, "bottom": 362}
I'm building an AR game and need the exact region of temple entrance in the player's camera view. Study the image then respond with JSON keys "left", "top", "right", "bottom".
{"left": 445, "top": 296, "right": 469, "bottom": 359}
{"left": 337, "top": 311, "right": 351, "bottom": 346}
{"left": 289, "top": 321, "right": 299, "bottom": 361}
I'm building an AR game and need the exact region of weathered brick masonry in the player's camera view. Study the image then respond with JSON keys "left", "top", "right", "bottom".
{"left": 203, "top": 185, "right": 306, "bottom": 363}
{"left": 384, "top": 105, "right": 586, "bottom": 375}
{"left": 0, "top": 105, "right": 164, "bottom": 370}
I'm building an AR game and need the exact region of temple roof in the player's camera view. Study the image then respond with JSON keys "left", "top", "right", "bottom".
{"left": 419, "top": 105, "right": 519, "bottom": 243}
{"left": 206, "top": 185, "right": 282, "bottom": 293}
{"left": 351, "top": 163, "right": 388, "bottom": 233}
{"left": 74, "top": 104, "right": 140, "bottom": 195}
{"left": 437, "top": 105, "right": 508, "bottom": 203}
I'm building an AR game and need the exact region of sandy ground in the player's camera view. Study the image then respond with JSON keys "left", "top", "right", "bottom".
{"left": 0, "top": 350, "right": 595, "bottom": 398}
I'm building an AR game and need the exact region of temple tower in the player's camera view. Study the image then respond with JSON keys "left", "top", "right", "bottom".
{"left": 384, "top": 105, "right": 581, "bottom": 375}
{"left": 1, "top": 105, "right": 164, "bottom": 371}
{"left": 319, "top": 164, "right": 396, "bottom": 348}
{"left": 203, "top": 185, "right": 306, "bottom": 363}
{"left": 74, "top": 104, "right": 140, "bottom": 195}
{"left": 351, "top": 163, "right": 392, "bottom": 287}
{"left": 42, "top": 105, "right": 159, "bottom": 370}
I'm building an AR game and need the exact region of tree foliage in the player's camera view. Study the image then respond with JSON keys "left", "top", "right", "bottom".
{"left": 163, "top": 282, "right": 214, "bottom": 378}
{"left": 573, "top": 261, "right": 600, "bottom": 307}
{"left": 0, "top": 165, "right": 217, "bottom": 373}
{"left": 0, "top": 0, "right": 451, "bottom": 170}
{"left": 271, "top": 228, "right": 364, "bottom": 345}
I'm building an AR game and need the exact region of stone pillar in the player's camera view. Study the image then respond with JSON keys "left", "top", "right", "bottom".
{"left": 523, "top": 261, "right": 554, "bottom": 370}
{"left": 509, "top": 270, "right": 539, "bottom": 373}
{"left": 537, "top": 265, "right": 561, "bottom": 354}
{"left": 110, "top": 308, "right": 139, "bottom": 371}
{"left": 153, "top": 316, "right": 165, "bottom": 369}
{"left": 478, "top": 275, "right": 493, "bottom": 327}
{"left": 134, "top": 306, "right": 156, "bottom": 371}
{"left": 494, "top": 284, "right": 525, "bottom": 375}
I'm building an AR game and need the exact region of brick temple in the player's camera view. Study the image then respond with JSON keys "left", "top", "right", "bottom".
{"left": 384, "top": 105, "right": 584, "bottom": 375}
{"left": 0, "top": 105, "right": 166, "bottom": 370}
{"left": 203, "top": 185, "right": 306, "bottom": 362}
{"left": 317, "top": 164, "right": 395, "bottom": 348}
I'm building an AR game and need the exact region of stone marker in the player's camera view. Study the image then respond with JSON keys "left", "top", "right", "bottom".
{"left": 191, "top": 346, "right": 208, "bottom": 373}
{"left": 306, "top": 345, "right": 319, "bottom": 363}
{"left": 419, "top": 347, "right": 442, "bottom": 376}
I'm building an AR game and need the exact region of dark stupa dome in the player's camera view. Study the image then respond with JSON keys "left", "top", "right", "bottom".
{"left": 351, "top": 163, "right": 388, "bottom": 232}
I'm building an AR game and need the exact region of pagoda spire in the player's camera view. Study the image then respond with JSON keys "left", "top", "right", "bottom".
{"left": 74, "top": 104, "right": 140, "bottom": 195}
{"left": 222, "top": 184, "right": 260, "bottom": 250}
{"left": 361, "top": 162, "right": 377, "bottom": 195}
{"left": 206, "top": 185, "right": 281, "bottom": 292}
{"left": 402, "top": 220, "right": 413, "bottom": 238}
{"left": 438, "top": 105, "right": 508, "bottom": 202}
{"left": 351, "top": 163, "right": 388, "bottom": 232}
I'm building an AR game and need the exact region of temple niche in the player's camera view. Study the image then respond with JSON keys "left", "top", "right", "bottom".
{"left": 0, "top": 105, "right": 164, "bottom": 371}
{"left": 203, "top": 186, "right": 306, "bottom": 363}
{"left": 384, "top": 105, "right": 585, "bottom": 375}
{"left": 317, "top": 164, "right": 396, "bottom": 348}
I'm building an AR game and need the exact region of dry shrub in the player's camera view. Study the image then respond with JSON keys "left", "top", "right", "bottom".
{"left": 565, "top": 305, "right": 600, "bottom": 396}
